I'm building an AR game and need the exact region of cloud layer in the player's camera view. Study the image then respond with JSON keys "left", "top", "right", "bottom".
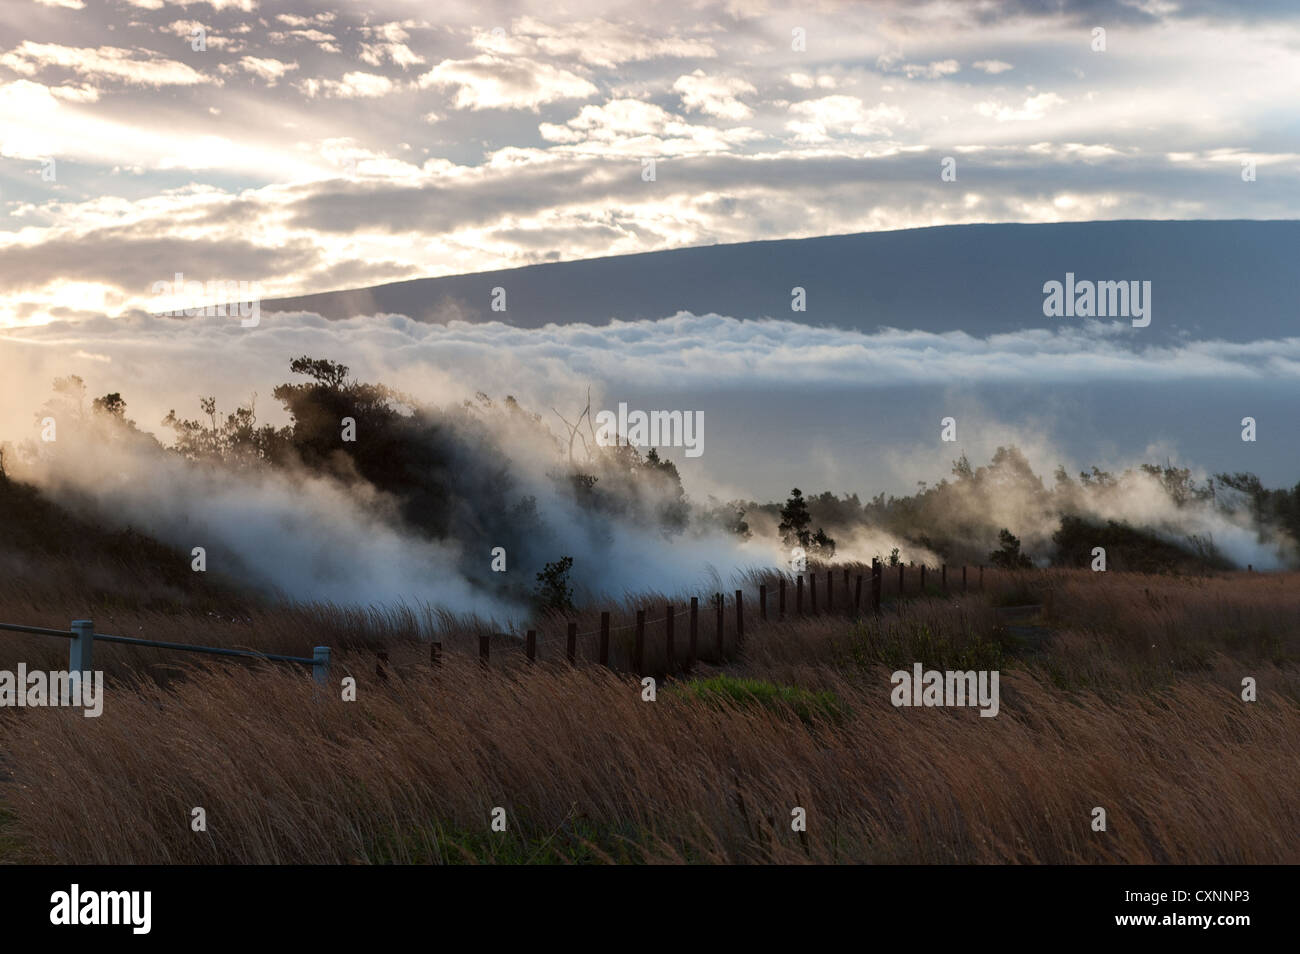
{"left": 2, "top": 0, "right": 1299, "bottom": 324}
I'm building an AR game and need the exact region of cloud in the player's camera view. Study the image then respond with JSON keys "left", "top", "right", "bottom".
{"left": 125, "top": 0, "right": 256, "bottom": 10}
{"left": 418, "top": 54, "right": 597, "bottom": 111}
{"left": 3, "top": 0, "right": 1300, "bottom": 329}
{"left": 509, "top": 16, "right": 716, "bottom": 67}
{"left": 358, "top": 21, "right": 425, "bottom": 69}
{"left": 786, "top": 96, "right": 905, "bottom": 141}
{"left": 299, "top": 71, "right": 397, "bottom": 99}
{"left": 0, "top": 41, "right": 214, "bottom": 87}
{"left": 976, "top": 92, "right": 1066, "bottom": 121}
{"left": 539, "top": 99, "right": 762, "bottom": 155}
{"left": 673, "top": 70, "right": 756, "bottom": 120}
{"left": 237, "top": 56, "right": 298, "bottom": 86}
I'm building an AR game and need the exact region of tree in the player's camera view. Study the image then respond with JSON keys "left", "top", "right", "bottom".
{"left": 92, "top": 393, "right": 127, "bottom": 419}
{"left": 779, "top": 488, "right": 835, "bottom": 556}
{"left": 534, "top": 556, "right": 575, "bottom": 612}
{"left": 778, "top": 488, "right": 812, "bottom": 547}
{"left": 989, "top": 528, "right": 1033, "bottom": 568}
{"left": 287, "top": 356, "right": 350, "bottom": 390}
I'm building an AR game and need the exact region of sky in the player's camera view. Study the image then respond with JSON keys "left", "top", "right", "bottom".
{"left": 0, "top": 0, "right": 1296, "bottom": 525}
{"left": 2, "top": 0, "right": 1300, "bottom": 325}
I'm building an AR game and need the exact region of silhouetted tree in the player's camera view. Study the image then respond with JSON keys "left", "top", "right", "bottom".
{"left": 534, "top": 556, "right": 575, "bottom": 611}
{"left": 989, "top": 528, "right": 1033, "bottom": 568}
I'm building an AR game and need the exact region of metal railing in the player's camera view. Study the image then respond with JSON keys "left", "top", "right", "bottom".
{"left": 0, "top": 619, "right": 330, "bottom": 683}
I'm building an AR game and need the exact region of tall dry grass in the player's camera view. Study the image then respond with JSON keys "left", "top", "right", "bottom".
{"left": 0, "top": 568, "right": 1296, "bottom": 863}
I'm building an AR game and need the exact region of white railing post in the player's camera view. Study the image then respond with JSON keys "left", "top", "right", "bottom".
{"left": 312, "top": 646, "right": 330, "bottom": 685}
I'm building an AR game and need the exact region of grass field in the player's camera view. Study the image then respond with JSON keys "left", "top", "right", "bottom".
{"left": 0, "top": 553, "right": 1295, "bottom": 864}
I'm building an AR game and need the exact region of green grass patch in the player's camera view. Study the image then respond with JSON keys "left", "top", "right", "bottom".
{"left": 838, "top": 619, "right": 1009, "bottom": 673}
{"left": 677, "top": 675, "right": 849, "bottom": 727}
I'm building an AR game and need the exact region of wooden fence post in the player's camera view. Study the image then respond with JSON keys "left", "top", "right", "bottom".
{"left": 810, "top": 573, "right": 818, "bottom": 614}
{"left": 666, "top": 604, "right": 675, "bottom": 669}
{"left": 871, "top": 559, "right": 882, "bottom": 613}
{"left": 825, "top": 570, "right": 833, "bottom": 613}
{"left": 566, "top": 622, "right": 577, "bottom": 664}
{"left": 735, "top": 590, "right": 744, "bottom": 646}
{"left": 634, "top": 610, "right": 645, "bottom": 673}
{"left": 899, "top": 563, "right": 904, "bottom": 595}
{"left": 478, "top": 634, "right": 490, "bottom": 668}
{"left": 689, "top": 597, "right": 699, "bottom": 663}
{"left": 526, "top": 629, "right": 536, "bottom": 662}
{"left": 854, "top": 574, "right": 863, "bottom": 612}
{"left": 715, "top": 593, "right": 724, "bottom": 659}
{"left": 942, "top": 564, "right": 947, "bottom": 592}
{"left": 980, "top": 564, "right": 985, "bottom": 589}
{"left": 796, "top": 575, "right": 804, "bottom": 615}
{"left": 759, "top": 584, "right": 767, "bottom": 621}
{"left": 779, "top": 576, "right": 786, "bottom": 619}
{"left": 962, "top": 565, "right": 967, "bottom": 592}
{"left": 599, "top": 612, "right": 610, "bottom": 666}
{"left": 921, "top": 564, "right": 927, "bottom": 590}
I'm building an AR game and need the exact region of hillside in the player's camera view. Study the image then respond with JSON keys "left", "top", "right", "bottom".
{"left": 264, "top": 220, "right": 1300, "bottom": 343}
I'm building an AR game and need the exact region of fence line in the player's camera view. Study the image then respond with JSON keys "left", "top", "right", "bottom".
{"left": 0, "top": 619, "right": 330, "bottom": 683}
{"left": 468, "top": 562, "right": 988, "bottom": 676}
{"left": 0, "top": 562, "right": 989, "bottom": 685}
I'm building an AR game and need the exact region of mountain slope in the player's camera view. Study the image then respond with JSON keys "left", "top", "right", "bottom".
{"left": 264, "top": 220, "right": 1300, "bottom": 342}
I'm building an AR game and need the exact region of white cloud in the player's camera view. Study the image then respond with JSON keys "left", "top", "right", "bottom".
{"left": 973, "top": 60, "right": 1015, "bottom": 74}
{"left": 267, "top": 29, "right": 341, "bottom": 54}
{"left": 359, "top": 22, "right": 424, "bottom": 69}
{"left": 299, "top": 72, "right": 397, "bottom": 99}
{"left": 904, "top": 59, "right": 961, "bottom": 80}
{"left": 539, "top": 98, "right": 761, "bottom": 155}
{"left": 786, "top": 96, "right": 905, "bottom": 141}
{"left": 419, "top": 54, "right": 597, "bottom": 111}
{"left": 127, "top": 0, "right": 256, "bottom": 9}
{"left": 509, "top": 16, "right": 716, "bottom": 68}
{"left": 0, "top": 42, "right": 214, "bottom": 87}
{"left": 976, "top": 92, "right": 1066, "bottom": 121}
{"left": 878, "top": 53, "right": 961, "bottom": 80}
{"left": 672, "top": 70, "right": 756, "bottom": 120}
{"left": 238, "top": 56, "right": 298, "bottom": 86}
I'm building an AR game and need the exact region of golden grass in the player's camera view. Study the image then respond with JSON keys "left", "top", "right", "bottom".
{"left": 0, "top": 567, "right": 1296, "bottom": 864}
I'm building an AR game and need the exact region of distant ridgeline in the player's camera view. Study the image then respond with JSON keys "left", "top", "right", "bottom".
{"left": 262, "top": 220, "right": 1300, "bottom": 344}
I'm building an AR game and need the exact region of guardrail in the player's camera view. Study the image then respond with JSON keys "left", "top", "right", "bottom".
{"left": 0, "top": 619, "right": 330, "bottom": 682}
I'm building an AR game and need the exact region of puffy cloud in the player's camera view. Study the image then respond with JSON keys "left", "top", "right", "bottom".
{"left": 358, "top": 21, "right": 425, "bottom": 68}
{"left": 418, "top": 54, "right": 597, "bottom": 111}
{"left": 673, "top": 70, "right": 756, "bottom": 120}
{"left": 237, "top": 56, "right": 298, "bottom": 85}
{"left": 786, "top": 96, "right": 905, "bottom": 141}
{"left": 539, "top": 99, "right": 761, "bottom": 155}
{"left": 299, "top": 71, "right": 398, "bottom": 99}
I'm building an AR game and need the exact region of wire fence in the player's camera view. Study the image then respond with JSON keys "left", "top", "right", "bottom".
{"left": 0, "top": 619, "right": 330, "bottom": 682}
{"left": 1, "top": 562, "right": 987, "bottom": 685}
